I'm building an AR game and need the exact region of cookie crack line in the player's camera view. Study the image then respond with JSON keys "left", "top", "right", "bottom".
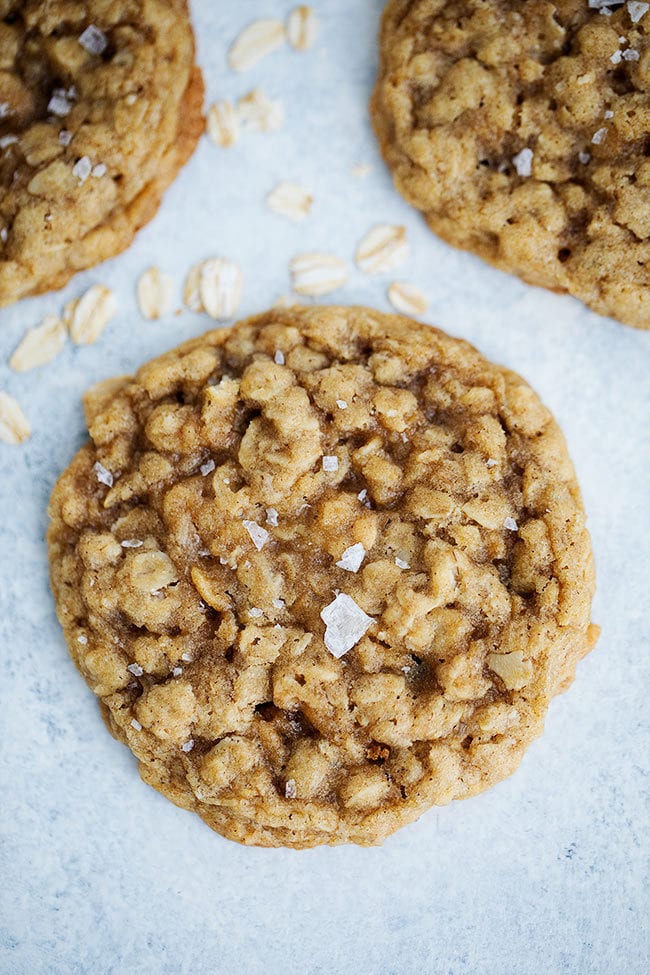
{"left": 371, "top": 0, "right": 650, "bottom": 327}
{"left": 47, "top": 305, "right": 598, "bottom": 848}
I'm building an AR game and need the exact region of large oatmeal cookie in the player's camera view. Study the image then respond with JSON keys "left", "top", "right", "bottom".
{"left": 371, "top": 0, "right": 650, "bottom": 328}
{"left": 48, "top": 306, "right": 598, "bottom": 847}
{"left": 0, "top": 0, "right": 203, "bottom": 305}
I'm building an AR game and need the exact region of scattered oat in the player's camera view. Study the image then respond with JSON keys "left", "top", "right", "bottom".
{"left": 243, "top": 519, "right": 270, "bottom": 551}
{"left": 336, "top": 543, "right": 366, "bottom": 573}
{"left": 285, "top": 778, "right": 297, "bottom": 799}
{"left": 322, "top": 455, "right": 339, "bottom": 472}
{"left": 207, "top": 99, "right": 239, "bottom": 148}
{"left": 266, "top": 508, "right": 279, "bottom": 527}
{"left": 395, "top": 557, "right": 410, "bottom": 570}
{"left": 504, "top": 517, "right": 518, "bottom": 532}
{"left": 200, "top": 459, "right": 216, "bottom": 476}
{"left": 72, "top": 156, "right": 92, "bottom": 184}
{"left": 93, "top": 461, "right": 114, "bottom": 487}
{"left": 229, "top": 19, "right": 286, "bottom": 72}
{"left": 130, "top": 718, "right": 142, "bottom": 731}
{"left": 199, "top": 258, "right": 243, "bottom": 320}
{"left": 121, "top": 539, "right": 143, "bottom": 548}
{"left": 628, "top": 1, "right": 649, "bottom": 22}
{"left": 287, "top": 6, "right": 319, "bottom": 51}
{"left": 351, "top": 162, "right": 373, "bottom": 178}
{"left": 0, "top": 392, "right": 30, "bottom": 445}
{"left": 66, "top": 285, "right": 117, "bottom": 345}
{"left": 137, "top": 267, "right": 174, "bottom": 320}
{"left": 592, "top": 127, "right": 608, "bottom": 144}
{"left": 127, "top": 663, "right": 144, "bottom": 677}
{"left": 9, "top": 314, "right": 66, "bottom": 372}
{"left": 273, "top": 294, "right": 296, "bottom": 309}
{"left": 181, "top": 739, "right": 194, "bottom": 752}
{"left": 267, "top": 181, "right": 313, "bottom": 221}
{"left": 512, "top": 147, "right": 533, "bottom": 177}
{"left": 388, "top": 281, "right": 428, "bottom": 317}
{"left": 238, "top": 88, "right": 284, "bottom": 132}
{"left": 183, "top": 262, "right": 204, "bottom": 312}
{"left": 290, "top": 253, "right": 348, "bottom": 296}
{"left": 356, "top": 224, "right": 409, "bottom": 274}
{"left": 79, "top": 24, "right": 108, "bottom": 55}
{"left": 321, "top": 593, "right": 374, "bottom": 658}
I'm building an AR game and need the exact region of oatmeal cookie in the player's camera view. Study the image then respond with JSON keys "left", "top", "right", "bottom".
{"left": 371, "top": 0, "right": 650, "bottom": 328}
{"left": 48, "top": 306, "right": 598, "bottom": 847}
{"left": 0, "top": 0, "right": 203, "bottom": 305}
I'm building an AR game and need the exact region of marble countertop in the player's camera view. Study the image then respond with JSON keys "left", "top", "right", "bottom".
{"left": 1, "top": 2, "right": 649, "bottom": 973}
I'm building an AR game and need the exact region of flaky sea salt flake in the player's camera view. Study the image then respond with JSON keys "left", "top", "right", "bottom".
{"left": 181, "top": 739, "right": 194, "bottom": 752}
{"left": 623, "top": 47, "right": 640, "bottom": 59}
{"left": 578, "top": 151, "right": 591, "bottom": 164}
{"left": 77, "top": 634, "right": 88, "bottom": 645}
{"left": 200, "top": 459, "right": 215, "bottom": 476}
{"left": 79, "top": 25, "right": 108, "bottom": 55}
{"left": 131, "top": 719, "right": 142, "bottom": 731}
{"left": 121, "top": 538, "right": 143, "bottom": 549}
{"left": 336, "top": 543, "right": 365, "bottom": 573}
{"left": 73, "top": 156, "right": 92, "bottom": 184}
{"left": 58, "top": 130, "right": 72, "bottom": 146}
{"left": 628, "top": 1, "right": 650, "bottom": 22}
{"left": 172, "top": 667, "right": 183, "bottom": 677}
{"left": 395, "top": 557, "right": 410, "bottom": 570}
{"left": 48, "top": 91, "right": 72, "bottom": 117}
{"left": 127, "top": 663, "right": 144, "bottom": 677}
{"left": 321, "top": 593, "right": 374, "bottom": 658}
{"left": 266, "top": 508, "right": 279, "bottom": 526}
{"left": 336, "top": 399, "right": 348, "bottom": 409}
{"left": 592, "top": 127, "right": 608, "bottom": 144}
{"left": 93, "top": 461, "right": 114, "bottom": 487}
{"left": 243, "top": 519, "right": 270, "bottom": 551}
{"left": 504, "top": 517, "right": 518, "bottom": 532}
{"left": 285, "top": 778, "right": 297, "bottom": 799}
{"left": 322, "top": 455, "right": 338, "bottom": 472}
{"left": 512, "top": 147, "right": 533, "bottom": 177}
{"left": 486, "top": 458, "right": 498, "bottom": 467}
{"left": 274, "top": 349, "right": 285, "bottom": 364}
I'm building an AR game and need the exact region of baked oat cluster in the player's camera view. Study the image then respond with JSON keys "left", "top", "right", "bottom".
{"left": 372, "top": 0, "right": 650, "bottom": 328}
{"left": 48, "top": 306, "right": 597, "bottom": 847}
{"left": 0, "top": 0, "right": 203, "bottom": 305}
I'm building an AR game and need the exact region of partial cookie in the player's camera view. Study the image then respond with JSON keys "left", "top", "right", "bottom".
{"left": 0, "top": 0, "right": 204, "bottom": 305}
{"left": 48, "top": 305, "right": 598, "bottom": 847}
{"left": 371, "top": 0, "right": 650, "bottom": 328}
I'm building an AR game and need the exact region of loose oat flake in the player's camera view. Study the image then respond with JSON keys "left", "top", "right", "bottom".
{"left": 356, "top": 225, "right": 409, "bottom": 274}
{"left": 321, "top": 593, "right": 373, "bottom": 658}
{"left": 336, "top": 543, "right": 366, "bottom": 573}
{"left": 66, "top": 285, "right": 117, "bottom": 345}
{"left": 183, "top": 262, "right": 204, "bottom": 312}
{"left": 199, "top": 259, "right": 243, "bottom": 320}
{"left": 287, "top": 6, "right": 319, "bottom": 51}
{"left": 0, "top": 392, "right": 30, "bottom": 444}
{"left": 243, "top": 520, "right": 270, "bottom": 551}
{"left": 207, "top": 100, "right": 239, "bottom": 148}
{"left": 137, "top": 267, "right": 174, "bottom": 320}
{"left": 267, "top": 181, "right": 313, "bottom": 221}
{"left": 388, "top": 281, "right": 428, "bottom": 317}
{"left": 10, "top": 314, "right": 66, "bottom": 372}
{"left": 238, "top": 88, "right": 284, "bottom": 132}
{"left": 228, "top": 19, "right": 286, "bottom": 72}
{"left": 290, "top": 253, "right": 348, "bottom": 296}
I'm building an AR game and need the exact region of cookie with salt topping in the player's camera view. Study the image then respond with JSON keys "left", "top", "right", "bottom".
{"left": 0, "top": 0, "right": 203, "bottom": 305}
{"left": 371, "top": 0, "right": 650, "bottom": 328}
{"left": 48, "top": 305, "right": 598, "bottom": 847}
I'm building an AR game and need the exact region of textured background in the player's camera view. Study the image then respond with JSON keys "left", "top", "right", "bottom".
{"left": 1, "top": 2, "right": 649, "bottom": 973}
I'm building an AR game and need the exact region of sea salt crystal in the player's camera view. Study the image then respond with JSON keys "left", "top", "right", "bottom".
{"left": 486, "top": 458, "right": 498, "bottom": 468}
{"left": 274, "top": 349, "right": 285, "bottom": 365}
{"left": 79, "top": 24, "right": 108, "bottom": 55}
{"left": 200, "top": 458, "right": 215, "bottom": 476}
{"left": 92, "top": 163, "right": 107, "bottom": 178}
{"left": 48, "top": 91, "right": 73, "bottom": 117}
{"left": 358, "top": 488, "right": 368, "bottom": 503}
{"left": 592, "top": 127, "right": 607, "bottom": 144}
{"left": 131, "top": 719, "right": 142, "bottom": 731}
{"left": 181, "top": 653, "right": 193, "bottom": 662}
{"left": 73, "top": 155, "right": 92, "bottom": 183}
{"left": 272, "top": 598, "right": 285, "bottom": 609}
{"left": 504, "top": 517, "right": 519, "bottom": 532}
{"left": 181, "top": 740, "right": 194, "bottom": 753}
{"left": 266, "top": 508, "right": 279, "bottom": 526}
{"left": 0, "top": 103, "right": 9, "bottom": 119}
{"left": 395, "top": 557, "right": 410, "bottom": 570}
{"left": 172, "top": 667, "right": 183, "bottom": 677}
{"left": 623, "top": 47, "right": 640, "bottom": 59}
{"left": 127, "top": 663, "right": 144, "bottom": 677}
{"left": 249, "top": 608, "right": 264, "bottom": 619}
{"left": 93, "top": 461, "right": 114, "bottom": 487}
{"left": 336, "top": 543, "right": 366, "bottom": 573}
{"left": 604, "top": 110, "right": 614, "bottom": 120}
{"left": 77, "top": 634, "right": 88, "bottom": 645}
{"left": 0, "top": 135, "right": 17, "bottom": 148}
{"left": 336, "top": 399, "right": 348, "bottom": 409}
{"left": 512, "top": 147, "right": 533, "bottom": 177}
{"left": 243, "top": 519, "right": 270, "bottom": 551}
{"left": 628, "top": 2, "right": 649, "bottom": 23}
{"left": 285, "top": 779, "right": 297, "bottom": 799}
{"left": 121, "top": 538, "right": 142, "bottom": 548}
{"left": 58, "top": 130, "right": 72, "bottom": 146}
{"left": 0, "top": 228, "right": 6, "bottom": 243}
{"left": 322, "top": 455, "right": 338, "bottom": 472}
{"left": 588, "top": 0, "right": 619, "bottom": 7}
{"left": 578, "top": 150, "right": 591, "bottom": 164}
{"left": 610, "top": 49, "right": 623, "bottom": 63}
{"left": 320, "top": 593, "right": 373, "bottom": 658}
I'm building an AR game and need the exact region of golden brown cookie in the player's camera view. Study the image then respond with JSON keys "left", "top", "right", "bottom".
{"left": 48, "top": 306, "right": 598, "bottom": 847}
{"left": 0, "top": 0, "right": 203, "bottom": 305}
{"left": 371, "top": 0, "right": 650, "bottom": 328}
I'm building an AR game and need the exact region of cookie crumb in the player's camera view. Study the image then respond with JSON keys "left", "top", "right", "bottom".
{"left": 321, "top": 593, "right": 374, "bottom": 658}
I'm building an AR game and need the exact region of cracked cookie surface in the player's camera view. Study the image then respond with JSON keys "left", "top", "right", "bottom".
{"left": 48, "top": 306, "right": 598, "bottom": 847}
{"left": 0, "top": 0, "right": 203, "bottom": 306}
{"left": 372, "top": 0, "right": 650, "bottom": 328}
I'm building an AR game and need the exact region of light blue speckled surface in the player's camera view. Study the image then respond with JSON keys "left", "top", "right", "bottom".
{"left": 1, "top": 3, "right": 649, "bottom": 974}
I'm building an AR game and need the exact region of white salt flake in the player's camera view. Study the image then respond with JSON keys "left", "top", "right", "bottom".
{"left": 592, "top": 127, "right": 608, "bottom": 144}
{"left": 48, "top": 91, "right": 73, "bottom": 117}
{"left": 0, "top": 134, "right": 18, "bottom": 148}
{"left": 243, "top": 519, "right": 270, "bottom": 551}
{"left": 285, "top": 778, "right": 297, "bottom": 799}
{"left": 274, "top": 349, "right": 285, "bottom": 364}
{"left": 358, "top": 488, "right": 368, "bottom": 503}
{"left": 127, "top": 663, "right": 144, "bottom": 677}
{"left": 395, "top": 557, "right": 410, "bottom": 570}
{"left": 504, "top": 517, "right": 519, "bottom": 532}
{"left": 172, "top": 667, "right": 183, "bottom": 677}
{"left": 93, "top": 461, "right": 114, "bottom": 487}
{"left": 249, "top": 607, "right": 263, "bottom": 618}
{"left": 121, "top": 538, "right": 142, "bottom": 549}
{"left": 512, "top": 147, "right": 533, "bottom": 177}
{"left": 604, "top": 110, "right": 614, "bottom": 120}
{"left": 486, "top": 458, "right": 498, "bottom": 468}
{"left": 321, "top": 593, "right": 374, "bottom": 658}
{"left": 73, "top": 155, "right": 92, "bottom": 184}
{"left": 628, "top": 1, "right": 649, "bottom": 22}
{"left": 92, "top": 163, "right": 107, "bottom": 178}
{"left": 266, "top": 508, "right": 279, "bottom": 527}
{"left": 272, "top": 598, "right": 285, "bottom": 609}
{"left": 610, "top": 48, "right": 623, "bottom": 63}
{"left": 336, "top": 543, "right": 366, "bottom": 573}
{"left": 79, "top": 25, "right": 108, "bottom": 55}
{"left": 58, "top": 130, "right": 72, "bottom": 146}
{"left": 336, "top": 399, "right": 348, "bottom": 409}
{"left": 0, "top": 228, "right": 7, "bottom": 243}
{"left": 181, "top": 740, "right": 194, "bottom": 753}
{"left": 623, "top": 47, "right": 640, "bottom": 59}
{"left": 322, "top": 455, "right": 338, "bottom": 472}
{"left": 200, "top": 458, "right": 215, "bottom": 476}
{"left": 0, "top": 103, "right": 9, "bottom": 119}
{"left": 130, "top": 719, "right": 142, "bottom": 731}
{"left": 77, "top": 634, "right": 88, "bottom": 645}
{"left": 578, "top": 150, "right": 591, "bottom": 164}
{"left": 181, "top": 653, "right": 193, "bottom": 663}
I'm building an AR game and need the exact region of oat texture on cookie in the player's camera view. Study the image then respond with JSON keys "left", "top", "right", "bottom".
{"left": 372, "top": 0, "right": 650, "bottom": 328}
{"left": 48, "top": 306, "right": 597, "bottom": 847}
{"left": 0, "top": 0, "right": 203, "bottom": 305}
